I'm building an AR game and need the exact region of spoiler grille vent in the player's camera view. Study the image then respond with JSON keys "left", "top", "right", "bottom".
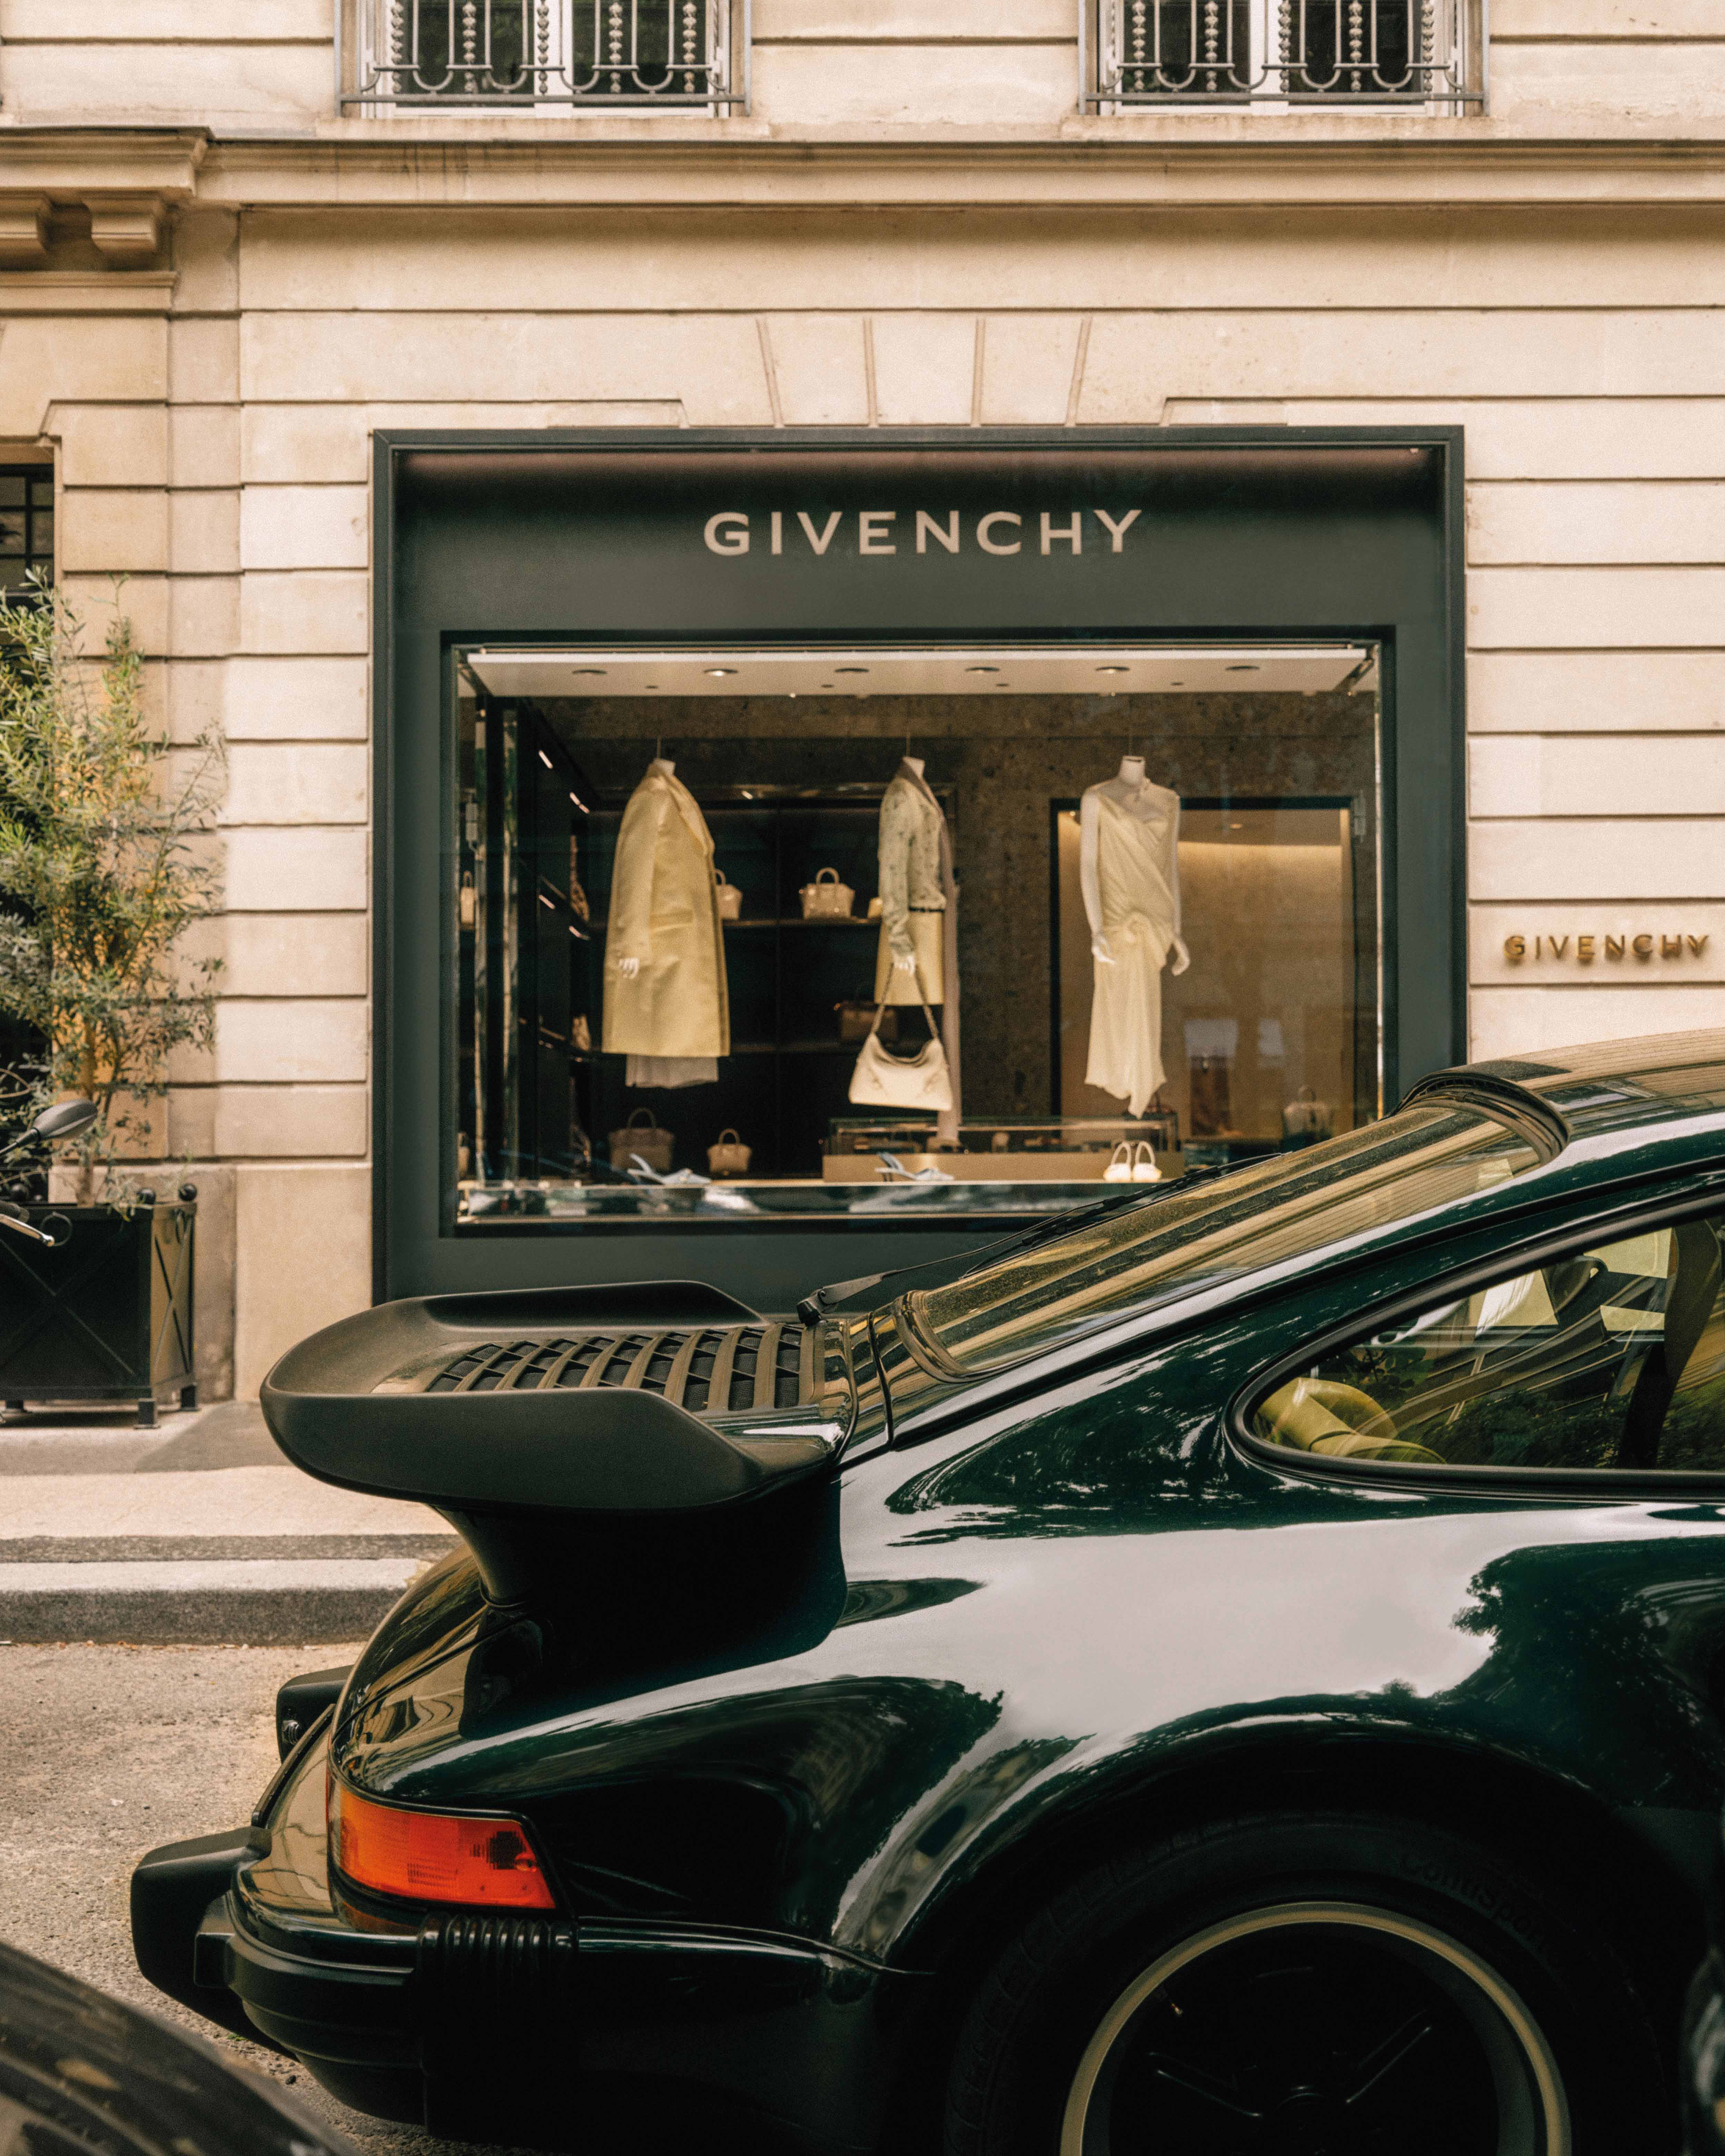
{"left": 419, "top": 1321, "right": 812, "bottom": 1412}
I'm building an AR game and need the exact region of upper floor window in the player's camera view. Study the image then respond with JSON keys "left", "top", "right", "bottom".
{"left": 1086, "top": 0, "right": 1483, "bottom": 111}
{"left": 343, "top": 0, "right": 746, "bottom": 111}
{"left": 0, "top": 471, "right": 52, "bottom": 595}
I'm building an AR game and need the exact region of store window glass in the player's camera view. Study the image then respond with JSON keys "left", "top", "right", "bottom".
{"left": 448, "top": 644, "right": 1384, "bottom": 1227}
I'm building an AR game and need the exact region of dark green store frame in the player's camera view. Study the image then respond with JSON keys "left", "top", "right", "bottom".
{"left": 376, "top": 428, "right": 1465, "bottom": 1307}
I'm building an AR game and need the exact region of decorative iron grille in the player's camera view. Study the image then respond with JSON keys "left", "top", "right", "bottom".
{"left": 1086, "top": 0, "right": 1482, "bottom": 107}
{"left": 342, "top": 0, "right": 747, "bottom": 109}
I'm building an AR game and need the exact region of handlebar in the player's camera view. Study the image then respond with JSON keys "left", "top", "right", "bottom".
{"left": 0, "top": 1203, "right": 66, "bottom": 1247}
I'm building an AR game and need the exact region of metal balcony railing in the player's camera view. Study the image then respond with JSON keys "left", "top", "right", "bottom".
{"left": 340, "top": 0, "right": 748, "bottom": 110}
{"left": 1085, "top": 0, "right": 1483, "bottom": 109}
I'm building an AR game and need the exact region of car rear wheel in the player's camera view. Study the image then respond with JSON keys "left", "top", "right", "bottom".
{"left": 943, "top": 1813, "right": 1664, "bottom": 2156}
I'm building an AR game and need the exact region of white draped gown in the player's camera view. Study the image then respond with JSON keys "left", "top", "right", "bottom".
{"left": 1084, "top": 788, "right": 1179, "bottom": 1116}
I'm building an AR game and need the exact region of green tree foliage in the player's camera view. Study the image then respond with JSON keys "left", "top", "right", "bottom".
{"left": 0, "top": 575, "right": 221, "bottom": 1202}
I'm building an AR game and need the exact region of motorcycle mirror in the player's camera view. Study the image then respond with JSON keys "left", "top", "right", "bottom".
{"left": 31, "top": 1098, "right": 97, "bottom": 1142}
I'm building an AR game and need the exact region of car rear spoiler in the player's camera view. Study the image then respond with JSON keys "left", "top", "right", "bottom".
{"left": 259, "top": 1285, "right": 839, "bottom": 1608}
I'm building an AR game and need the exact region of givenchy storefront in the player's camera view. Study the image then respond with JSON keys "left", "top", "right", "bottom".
{"left": 381, "top": 429, "right": 1464, "bottom": 1307}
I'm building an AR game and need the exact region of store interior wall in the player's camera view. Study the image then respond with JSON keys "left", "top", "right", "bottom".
{"left": 1057, "top": 802, "right": 1362, "bottom": 1143}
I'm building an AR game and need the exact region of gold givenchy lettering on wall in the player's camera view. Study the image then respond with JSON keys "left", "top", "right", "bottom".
{"left": 701, "top": 509, "right": 1145, "bottom": 558}
{"left": 1503, "top": 933, "right": 1710, "bottom": 964}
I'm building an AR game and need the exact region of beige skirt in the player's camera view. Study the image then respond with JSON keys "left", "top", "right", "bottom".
{"left": 874, "top": 909, "right": 946, "bottom": 1005}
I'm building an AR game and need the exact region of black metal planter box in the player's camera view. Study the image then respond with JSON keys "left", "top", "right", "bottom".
{"left": 0, "top": 1200, "right": 196, "bottom": 1428}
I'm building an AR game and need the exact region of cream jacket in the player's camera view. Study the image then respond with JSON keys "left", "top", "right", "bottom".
{"left": 602, "top": 762, "right": 730, "bottom": 1059}
{"left": 878, "top": 765, "right": 947, "bottom": 959}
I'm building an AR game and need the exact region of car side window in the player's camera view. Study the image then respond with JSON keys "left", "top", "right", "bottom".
{"left": 1253, "top": 1215, "right": 1725, "bottom": 1474}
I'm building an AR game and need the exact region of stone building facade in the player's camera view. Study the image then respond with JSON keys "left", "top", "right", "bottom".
{"left": 0, "top": 0, "right": 1719, "bottom": 1395}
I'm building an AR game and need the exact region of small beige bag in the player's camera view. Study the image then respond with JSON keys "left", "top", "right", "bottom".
{"left": 713, "top": 867, "right": 742, "bottom": 921}
{"left": 609, "top": 1107, "right": 673, "bottom": 1173}
{"left": 707, "top": 1127, "right": 752, "bottom": 1177}
{"left": 800, "top": 866, "right": 854, "bottom": 919}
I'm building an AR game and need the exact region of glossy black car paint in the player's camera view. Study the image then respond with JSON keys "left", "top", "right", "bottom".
{"left": 0, "top": 1935, "right": 353, "bottom": 2156}
{"left": 136, "top": 1038, "right": 1725, "bottom": 2150}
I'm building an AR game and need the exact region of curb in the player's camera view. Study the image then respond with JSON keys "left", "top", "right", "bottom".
{"left": 0, "top": 1557, "right": 427, "bottom": 1644}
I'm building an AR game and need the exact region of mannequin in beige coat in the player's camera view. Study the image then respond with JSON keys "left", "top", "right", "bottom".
{"left": 603, "top": 759, "right": 730, "bottom": 1071}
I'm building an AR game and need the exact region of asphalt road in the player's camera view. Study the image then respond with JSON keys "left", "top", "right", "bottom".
{"left": 0, "top": 1641, "right": 533, "bottom": 2156}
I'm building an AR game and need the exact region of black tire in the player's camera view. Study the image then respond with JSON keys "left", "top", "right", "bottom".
{"left": 943, "top": 1811, "right": 1666, "bottom": 2156}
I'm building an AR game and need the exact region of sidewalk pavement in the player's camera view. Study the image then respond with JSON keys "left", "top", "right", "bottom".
{"left": 0, "top": 1399, "right": 458, "bottom": 1644}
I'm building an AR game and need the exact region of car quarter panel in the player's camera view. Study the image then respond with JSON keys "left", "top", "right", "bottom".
{"left": 332, "top": 1193, "right": 1725, "bottom": 1972}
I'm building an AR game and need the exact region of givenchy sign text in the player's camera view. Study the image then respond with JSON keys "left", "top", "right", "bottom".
{"left": 1504, "top": 932, "right": 1709, "bottom": 964}
{"left": 702, "top": 509, "right": 1143, "bottom": 558}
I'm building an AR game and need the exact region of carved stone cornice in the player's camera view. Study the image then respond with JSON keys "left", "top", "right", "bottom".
{"left": 0, "top": 129, "right": 206, "bottom": 200}
{"left": 0, "top": 195, "right": 49, "bottom": 268}
{"left": 87, "top": 195, "right": 167, "bottom": 267}
{"left": 3, "top": 123, "right": 1725, "bottom": 217}
{"left": 197, "top": 128, "right": 1725, "bottom": 211}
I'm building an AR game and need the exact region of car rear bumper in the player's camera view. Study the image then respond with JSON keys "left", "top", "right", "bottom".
{"left": 130, "top": 1751, "right": 912, "bottom": 2154}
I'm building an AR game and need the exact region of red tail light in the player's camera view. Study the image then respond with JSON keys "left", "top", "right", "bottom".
{"left": 327, "top": 1776, "right": 554, "bottom": 1910}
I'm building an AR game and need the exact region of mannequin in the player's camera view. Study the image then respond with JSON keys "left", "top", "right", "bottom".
{"left": 604, "top": 756, "right": 729, "bottom": 1088}
{"left": 874, "top": 754, "right": 962, "bottom": 1140}
{"left": 1080, "top": 754, "right": 1189, "bottom": 1117}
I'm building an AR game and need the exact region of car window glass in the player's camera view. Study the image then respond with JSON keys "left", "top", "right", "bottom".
{"left": 1253, "top": 1214, "right": 1725, "bottom": 1474}
{"left": 914, "top": 1101, "right": 1545, "bottom": 1376}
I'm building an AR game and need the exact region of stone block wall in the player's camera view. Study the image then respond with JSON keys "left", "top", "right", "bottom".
{"left": 0, "top": 0, "right": 1720, "bottom": 1386}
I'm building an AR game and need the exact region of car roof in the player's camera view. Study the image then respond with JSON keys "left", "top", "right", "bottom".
{"left": 1412, "top": 1027, "right": 1725, "bottom": 1146}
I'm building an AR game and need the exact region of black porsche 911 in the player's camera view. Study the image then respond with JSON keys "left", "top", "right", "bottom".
{"left": 132, "top": 1029, "right": 1725, "bottom": 2156}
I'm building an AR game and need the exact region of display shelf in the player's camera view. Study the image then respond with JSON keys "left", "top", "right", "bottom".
{"left": 731, "top": 1040, "right": 862, "bottom": 1057}
{"left": 724, "top": 916, "right": 877, "bottom": 929}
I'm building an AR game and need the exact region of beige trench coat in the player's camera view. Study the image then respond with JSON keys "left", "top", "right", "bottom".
{"left": 601, "top": 763, "right": 730, "bottom": 1059}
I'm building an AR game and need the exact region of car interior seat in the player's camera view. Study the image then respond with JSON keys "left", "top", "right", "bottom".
{"left": 1254, "top": 1376, "right": 1443, "bottom": 1465}
{"left": 1617, "top": 1221, "right": 1722, "bottom": 1470}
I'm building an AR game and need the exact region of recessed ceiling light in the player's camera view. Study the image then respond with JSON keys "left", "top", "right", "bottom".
{"left": 1096, "top": 665, "right": 1129, "bottom": 675}
{"left": 966, "top": 665, "right": 998, "bottom": 675}
{"left": 835, "top": 666, "right": 869, "bottom": 675}
{"left": 706, "top": 667, "right": 738, "bottom": 678}
{"left": 1170, "top": 680, "right": 1185, "bottom": 687}
{"left": 537, "top": 748, "right": 553, "bottom": 769}
{"left": 1226, "top": 664, "right": 1260, "bottom": 673}
{"left": 820, "top": 683, "right": 834, "bottom": 689}
{"left": 570, "top": 667, "right": 607, "bottom": 677}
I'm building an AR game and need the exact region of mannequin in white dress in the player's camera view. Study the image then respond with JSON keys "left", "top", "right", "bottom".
{"left": 1080, "top": 755, "right": 1189, "bottom": 1116}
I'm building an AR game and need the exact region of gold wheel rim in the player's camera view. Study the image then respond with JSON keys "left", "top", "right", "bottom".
{"left": 1057, "top": 1898, "right": 1571, "bottom": 2156}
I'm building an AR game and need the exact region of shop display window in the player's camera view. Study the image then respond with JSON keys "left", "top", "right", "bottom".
{"left": 449, "top": 645, "right": 1383, "bottom": 1227}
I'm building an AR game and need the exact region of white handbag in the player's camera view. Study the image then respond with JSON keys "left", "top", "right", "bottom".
{"left": 713, "top": 867, "right": 742, "bottom": 921}
{"left": 848, "top": 968, "right": 952, "bottom": 1112}
{"left": 1103, "top": 1140, "right": 1133, "bottom": 1183}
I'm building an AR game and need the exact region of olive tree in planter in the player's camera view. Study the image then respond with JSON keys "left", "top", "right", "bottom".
{"left": 0, "top": 575, "right": 221, "bottom": 1425}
